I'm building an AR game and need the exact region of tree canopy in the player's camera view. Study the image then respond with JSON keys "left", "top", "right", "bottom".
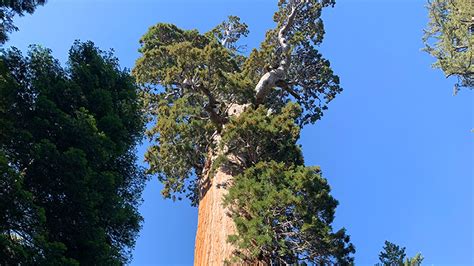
{"left": 0, "top": 41, "right": 146, "bottom": 264}
{"left": 423, "top": 0, "right": 474, "bottom": 94}
{"left": 0, "top": 0, "right": 47, "bottom": 44}
{"left": 134, "top": 0, "right": 354, "bottom": 263}
{"left": 133, "top": 0, "right": 342, "bottom": 205}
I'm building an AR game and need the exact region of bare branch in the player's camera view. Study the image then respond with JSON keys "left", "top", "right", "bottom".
{"left": 254, "top": 1, "right": 302, "bottom": 104}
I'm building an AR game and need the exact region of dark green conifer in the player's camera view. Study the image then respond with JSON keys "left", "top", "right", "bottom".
{"left": 0, "top": 41, "right": 146, "bottom": 264}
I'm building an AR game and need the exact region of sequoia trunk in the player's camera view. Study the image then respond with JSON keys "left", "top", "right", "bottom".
{"left": 194, "top": 104, "right": 248, "bottom": 265}
{"left": 194, "top": 166, "right": 236, "bottom": 265}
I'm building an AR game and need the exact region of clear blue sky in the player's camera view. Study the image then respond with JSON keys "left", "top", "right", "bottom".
{"left": 8, "top": 0, "right": 473, "bottom": 265}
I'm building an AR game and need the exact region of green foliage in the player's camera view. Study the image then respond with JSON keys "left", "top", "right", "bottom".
{"left": 405, "top": 253, "right": 424, "bottom": 266}
{"left": 0, "top": 0, "right": 47, "bottom": 44}
{"left": 376, "top": 241, "right": 424, "bottom": 266}
{"left": 0, "top": 41, "right": 146, "bottom": 264}
{"left": 145, "top": 95, "right": 215, "bottom": 204}
{"left": 219, "top": 104, "right": 353, "bottom": 264}
{"left": 218, "top": 103, "right": 304, "bottom": 175}
{"left": 423, "top": 0, "right": 474, "bottom": 93}
{"left": 209, "top": 15, "right": 249, "bottom": 52}
{"left": 223, "top": 161, "right": 354, "bottom": 264}
{"left": 134, "top": 0, "right": 352, "bottom": 263}
{"left": 247, "top": 0, "right": 342, "bottom": 125}
{"left": 134, "top": 21, "right": 254, "bottom": 204}
{"left": 135, "top": 0, "right": 343, "bottom": 204}
{"left": 378, "top": 241, "right": 406, "bottom": 265}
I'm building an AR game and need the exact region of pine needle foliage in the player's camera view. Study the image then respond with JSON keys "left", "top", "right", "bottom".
{"left": 376, "top": 241, "right": 424, "bottom": 266}
{"left": 423, "top": 0, "right": 474, "bottom": 93}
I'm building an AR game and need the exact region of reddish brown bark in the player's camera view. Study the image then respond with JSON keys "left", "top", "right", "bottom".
{"left": 194, "top": 167, "right": 236, "bottom": 265}
{"left": 194, "top": 104, "right": 252, "bottom": 265}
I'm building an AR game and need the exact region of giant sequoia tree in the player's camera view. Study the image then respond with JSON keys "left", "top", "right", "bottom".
{"left": 424, "top": 0, "right": 473, "bottom": 94}
{"left": 0, "top": 41, "right": 146, "bottom": 264}
{"left": 134, "top": 0, "right": 354, "bottom": 264}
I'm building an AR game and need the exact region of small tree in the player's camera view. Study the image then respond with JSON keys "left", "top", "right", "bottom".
{"left": 423, "top": 0, "right": 474, "bottom": 94}
{"left": 378, "top": 241, "right": 407, "bottom": 265}
{"left": 377, "top": 241, "right": 424, "bottom": 266}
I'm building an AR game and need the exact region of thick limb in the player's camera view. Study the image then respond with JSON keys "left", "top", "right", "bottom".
{"left": 254, "top": 1, "right": 302, "bottom": 104}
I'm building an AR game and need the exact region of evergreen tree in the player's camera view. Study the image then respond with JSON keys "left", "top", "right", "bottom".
{"left": 423, "top": 0, "right": 473, "bottom": 94}
{"left": 378, "top": 241, "right": 407, "bottom": 265}
{"left": 0, "top": 0, "right": 47, "bottom": 44}
{"left": 376, "top": 241, "right": 424, "bottom": 266}
{"left": 0, "top": 41, "right": 146, "bottom": 264}
{"left": 134, "top": 0, "right": 354, "bottom": 264}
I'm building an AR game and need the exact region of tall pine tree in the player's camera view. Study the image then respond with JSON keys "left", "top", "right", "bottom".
{"left": 134, "top": 0, "right": 354, "bottom": 264}
{"left": 0, "top": 41, "right": 146, "bottom": 264}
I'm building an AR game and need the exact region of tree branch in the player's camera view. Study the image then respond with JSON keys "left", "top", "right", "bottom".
{"left": 183, "top": 78, "right": 228, "bottom": 128}
{"left": 254, "top": 1, "right": 302, "bottom": 104}
{"left": 275, "top": 80, "right": 301, "bottom": 100}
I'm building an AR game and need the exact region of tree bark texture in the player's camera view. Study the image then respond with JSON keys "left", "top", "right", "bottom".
{"left": 194, "top": 165, "right": 236, "bottom": 265}
{"left": 194, "top": 104, "right": 247, "bottom": 265}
